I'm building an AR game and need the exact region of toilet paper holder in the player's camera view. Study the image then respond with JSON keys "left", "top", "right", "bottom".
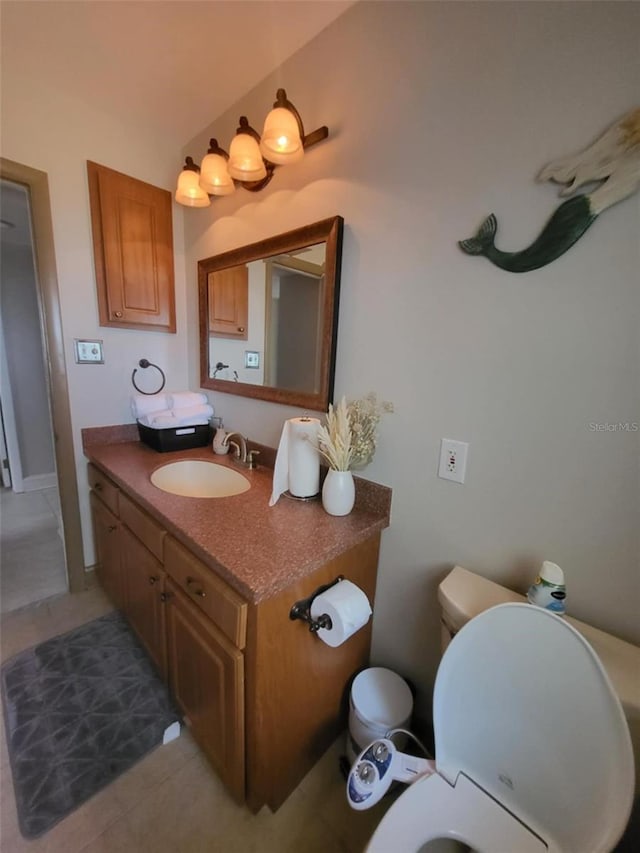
{"left": 289, "top": 575, "right": 344, "bottom": 634}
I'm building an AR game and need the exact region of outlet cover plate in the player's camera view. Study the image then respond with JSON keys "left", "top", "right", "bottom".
{"left": 438, "top": 438, "right": 469, "bottom": 484}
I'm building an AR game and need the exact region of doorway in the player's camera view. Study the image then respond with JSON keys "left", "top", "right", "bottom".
{"left": 0, "top": 158, "right": 85, "bottom": 610}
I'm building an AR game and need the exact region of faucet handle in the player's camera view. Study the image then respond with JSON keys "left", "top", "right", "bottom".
{"left": 247, "top": 449, "right": 260, "bottom": 469}
{"left": 228, "top": 440, "right": 242, "bottom": 460}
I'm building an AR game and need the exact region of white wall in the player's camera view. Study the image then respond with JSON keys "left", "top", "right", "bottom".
{"left": 1, "top": 69, "right": 191, "bottom": 565}
{"left": 182, "top": 1, "right": 640, "bottom": 710}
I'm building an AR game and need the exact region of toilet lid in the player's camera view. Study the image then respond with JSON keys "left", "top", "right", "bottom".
{"left": 433, "top": 603, "right": 634, "bottom": 852}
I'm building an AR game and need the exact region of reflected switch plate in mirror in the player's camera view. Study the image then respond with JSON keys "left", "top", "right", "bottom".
{"left": 245, "top": 351, "right": 260, "bottom": 369}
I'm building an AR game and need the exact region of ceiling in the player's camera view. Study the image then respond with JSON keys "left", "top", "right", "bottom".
{"left": 0, "top": 0, "right": 354, "bottom": 246}
{"left": 1, "top": 0, "right": 353, "bottom": 145}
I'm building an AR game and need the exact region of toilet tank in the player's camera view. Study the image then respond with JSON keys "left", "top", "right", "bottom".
{"left": 438, "top": 566, "right": 640, "bottom": 793}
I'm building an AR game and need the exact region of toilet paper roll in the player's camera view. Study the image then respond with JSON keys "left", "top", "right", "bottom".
{"left": 269, "top": 417, "right": 320, "bottom": 505}
{"left": 310, "top": 580, "right": 372, "bottom": 647}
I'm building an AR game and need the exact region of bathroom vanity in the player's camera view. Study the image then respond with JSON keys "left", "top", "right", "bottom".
{"left": 83, "top": 427, "right": 391, "bottom": 812}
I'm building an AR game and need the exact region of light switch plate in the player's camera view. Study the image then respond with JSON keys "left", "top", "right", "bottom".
{"left": 74, "top": 339, "right": 104, "bottom": 364}
{"left": 244, "top": 350, "right": 260, "bottom": 369}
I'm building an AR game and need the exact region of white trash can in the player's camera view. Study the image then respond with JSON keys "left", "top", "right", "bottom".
{"left": 347, "top": 667, "right": 413, "bottom": 763}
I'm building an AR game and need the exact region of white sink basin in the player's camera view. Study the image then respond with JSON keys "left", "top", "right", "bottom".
{"left": 150, "top": 460, "right": 250, "bottom": 498}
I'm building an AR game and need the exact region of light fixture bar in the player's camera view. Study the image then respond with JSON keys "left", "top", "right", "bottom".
{"left": 302, "top": 126, "right": 329, "bottom": 148}
{"left": 175, "top": 89, "right": 329, "bottom": 207}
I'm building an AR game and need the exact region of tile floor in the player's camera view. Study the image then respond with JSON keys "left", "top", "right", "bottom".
{"left": 3, "top": 554, "right": 635, "bottom": 853}
{"left": 0, "top": 587, "right": 396, "bottom": 853}
{"left": 0, "top": 487, "right": 67, "bottom": 614}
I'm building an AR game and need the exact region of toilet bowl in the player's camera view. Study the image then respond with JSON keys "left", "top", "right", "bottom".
{"left": 364, "top": 603, "right": 635, "bottom": 853}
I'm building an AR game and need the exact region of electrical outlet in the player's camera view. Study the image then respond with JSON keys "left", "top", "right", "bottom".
{"left": 438, "top": 438, "right": 469, "bottom": 484}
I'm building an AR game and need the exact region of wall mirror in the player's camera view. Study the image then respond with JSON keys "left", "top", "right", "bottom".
{"left": 199, "top": 216, "right": 343, "bottom": 411}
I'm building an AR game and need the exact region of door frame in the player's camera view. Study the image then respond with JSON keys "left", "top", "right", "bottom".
{"left": 0, "top": 397, "right": 12, "bottom": 489}
{"left": 0, "top": 318, "right": 23, "bottom": 490}
{"left": 0, "top": 157, "right": 86, "bottom": 594}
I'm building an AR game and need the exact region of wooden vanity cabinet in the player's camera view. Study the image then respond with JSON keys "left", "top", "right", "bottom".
{"left": 163, "top": 536, "right": 247, "bottom": 648}
{"left": 165, "top": 578, "right": 245, "bottom": 803}
{"left": 121, "top": 526, "right": 168, "bottom": 680}
{"left": 87, "top": 161, "right": 176, "bottom": 333}
{"left": 87, "top": 462, "right": 382, "bottom": 813}
{"left": 90, "top": 491, "right": 124, "bottom": 611}
{"left": 89, "top": 465, "right": 168, "bottom": 679}
{"left": 118, "top": 493, "right": 167, "bottom": 678}
{"left": 245, "top": 534, "right": 380, "bottom": 812}
{"left": 163, "top": 535, "right": 247, "bottom": 802}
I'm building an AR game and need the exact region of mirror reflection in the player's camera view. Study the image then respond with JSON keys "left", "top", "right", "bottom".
{"left": 207, "top": 243, "right": 326, "bottom": 390}
{"left": 199, "top": 217, "right": 343, "bottom": 411}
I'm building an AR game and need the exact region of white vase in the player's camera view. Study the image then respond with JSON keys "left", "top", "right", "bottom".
{"left": 322, "top": 469, "right": 355, "bottom": 516}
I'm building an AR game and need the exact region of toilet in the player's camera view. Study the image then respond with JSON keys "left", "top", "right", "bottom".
{"left": 439, "top": 566, "right": 640, "bottom": 791}
{"left": 363, "top": 588, "right": 637, "bottom": 852}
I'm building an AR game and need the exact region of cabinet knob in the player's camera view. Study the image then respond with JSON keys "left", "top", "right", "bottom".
{"left": 114, "top": 311, "right": 123, "bottom": 318}
{"left": 186, "top": 576, "right": 206, "bottom": 598}
{"left": 160, "top": 592, "right": 172, "bottom": 603}
{"left": 94, "top": 482, "right": 103, "bottom": 491}
{"left": 148, "top": 576, "right": 159, "bottom": 586}
{"left": 237, "top": 326, "right": 245, "bottom": 333}
{"left": 108, "top": 525, "right": 117, "bottom": 533}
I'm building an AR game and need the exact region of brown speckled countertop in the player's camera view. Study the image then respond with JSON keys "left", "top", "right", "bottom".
{"left": 82, "top": 427, "right": 391, "bottom": 604}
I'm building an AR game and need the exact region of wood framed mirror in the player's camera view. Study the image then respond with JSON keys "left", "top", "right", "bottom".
{"left": 198, "top": 216, "right": 344, "bottom": 411}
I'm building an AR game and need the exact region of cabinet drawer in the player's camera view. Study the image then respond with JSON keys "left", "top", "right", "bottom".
{"left": 119, "top": 492, "right": 165, "bottom": 561}
{"left": 165, "top": 536, "right": 247, "bottom": 649}
{"left": 88, "top": 463, "right": 119, "bottom": 516}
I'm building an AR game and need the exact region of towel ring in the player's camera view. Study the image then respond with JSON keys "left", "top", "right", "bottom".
{"left": 131, "top": 359, "right": 166, "bottom": 395}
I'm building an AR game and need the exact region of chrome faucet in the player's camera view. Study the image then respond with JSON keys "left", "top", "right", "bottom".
{"left": 221, "top": 432, "right": 260, "bottom": 469}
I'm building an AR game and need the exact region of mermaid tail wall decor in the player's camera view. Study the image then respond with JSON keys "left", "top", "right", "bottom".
{"left": 459, "top": 108, "right": 640, "bottom": 273}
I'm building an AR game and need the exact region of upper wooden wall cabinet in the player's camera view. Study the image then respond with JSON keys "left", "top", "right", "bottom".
{"left": 208, "top": 265, "right": 248, "bottom": 339}
{"left": 87, "top": 161, "right": 176, "bottom": 333}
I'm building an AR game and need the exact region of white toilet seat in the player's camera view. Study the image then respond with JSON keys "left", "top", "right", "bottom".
{"left": 366, "top": 772, "right": 547, "bottom": 853}
{"left": 363, "top": 604, "right": 634, "bottom": 853}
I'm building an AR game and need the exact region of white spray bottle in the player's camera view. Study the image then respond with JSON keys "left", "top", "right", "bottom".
{"left": 527, "top": 560, "right": 566, "bottom": 615}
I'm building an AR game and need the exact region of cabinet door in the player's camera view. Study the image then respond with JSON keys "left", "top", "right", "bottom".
{"left": 121, "top": 526, "right": 167, "bottom": 680}
{"left": 208, "top": 266, "right": 248, "bottom": 339}
{"left": 166, "top": 579, "right": 245, "bottom": 803}
{"left": 90, "top": 492, "right": 123, "bottom": 610}
{"left": 87, "top": 161, "right": 176, "bottom": 333}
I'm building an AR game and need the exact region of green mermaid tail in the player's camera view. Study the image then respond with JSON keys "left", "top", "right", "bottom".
{"left": 458, "top": 195, "right": 598, "bottom": 273}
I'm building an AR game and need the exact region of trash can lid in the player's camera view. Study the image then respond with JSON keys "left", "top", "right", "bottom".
{"left": 351, "top": 667, "right": 413, "bottom": 728}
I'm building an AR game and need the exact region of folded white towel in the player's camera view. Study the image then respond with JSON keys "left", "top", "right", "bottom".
{"left": 162, "top": 404, "right": 213, "bottom": 424}
{"left": 167, "top": 392, "right": 208, "bottom": 410}
{"left": 140, "top": 416, "right": 211, "bottom": 430}
{"left": 131, "top": 393, "right": 170, "bottom": 419}
{"left": 139, "top": 404, "right": 214, "bottom": 429}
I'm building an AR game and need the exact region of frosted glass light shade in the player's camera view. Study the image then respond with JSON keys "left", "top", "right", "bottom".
{"left": 260, "top": 106, "right": 304, "bottom": 165}
{"left": 199, "top": 153, "right": 235, "bottom": 196}
{"left": 228, "top": 133, "right": 267, "bottom": 182}
{"left": 175, "top": 168, "right": 210, "bottom": 207}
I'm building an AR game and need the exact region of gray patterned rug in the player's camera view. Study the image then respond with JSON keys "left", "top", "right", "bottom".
{"left": 1, "top": 610, "right": 180, "bottom": 839}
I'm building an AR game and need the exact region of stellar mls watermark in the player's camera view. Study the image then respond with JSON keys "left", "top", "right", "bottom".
{"left": 588, "top": 422, "right": 639, "bottom": 432}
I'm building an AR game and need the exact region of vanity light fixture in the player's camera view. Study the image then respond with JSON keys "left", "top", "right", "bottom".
{"left": 175, "top": 89, "right": 328, "bottom": 207}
